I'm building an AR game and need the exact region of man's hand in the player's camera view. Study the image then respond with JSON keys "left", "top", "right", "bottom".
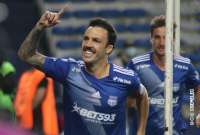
{"left": 18, "top": 5, "right": 69, "bottom": 68}
{"left": 196, "top": 113, "right": 200, "bottom": 127}
{"left": 36, "top": 5, "right": 69, "bottom": 30}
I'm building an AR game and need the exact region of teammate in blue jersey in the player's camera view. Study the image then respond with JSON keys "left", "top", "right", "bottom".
{"left": 17, "top": 5, "right": 149, "bottom": 135}
{"left": 127, "top": 15, "right": 200, "bottom": 135}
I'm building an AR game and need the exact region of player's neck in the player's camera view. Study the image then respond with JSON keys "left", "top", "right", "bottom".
{"left": 85, "top": 61, "right": 110, "bottom": 79}
{"left": 153, "top": 53, "right": 165, "bottom": 71}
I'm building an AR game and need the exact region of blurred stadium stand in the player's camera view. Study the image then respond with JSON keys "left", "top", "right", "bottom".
{"left": 38, "top": 0, "right": 200, "bottom": 63}
{"left": 0, "top": 1, "right": 50, "bottom": 80}
{"left": 2, "top": 0, "right": 200, "bottom": 97}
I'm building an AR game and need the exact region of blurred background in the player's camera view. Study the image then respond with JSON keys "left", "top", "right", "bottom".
{"left": 2, "top": 0, "right": 200, "bottom": 78}
{"left": 0, "top": 0, "right": 200, "bottom": 134}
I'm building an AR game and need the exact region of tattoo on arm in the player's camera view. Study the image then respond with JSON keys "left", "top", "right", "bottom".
{"left": 18, "top": 25, "right": 46, "bottom": 69}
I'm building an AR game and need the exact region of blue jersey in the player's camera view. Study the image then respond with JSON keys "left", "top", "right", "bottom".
{"left": 127, "top": 52, "right": 200, "bottom": 135}
{"left": 42, "top": 57, "right": 142, "bottom": 135}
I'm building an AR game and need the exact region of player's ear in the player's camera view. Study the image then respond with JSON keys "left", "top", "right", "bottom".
{"left": 106, "top": 44, "right": 113, "bottom": 55}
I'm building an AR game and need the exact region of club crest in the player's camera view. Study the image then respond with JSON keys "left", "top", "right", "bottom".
{"left": 107, "top": 96, "right": 118, "bottom": 107}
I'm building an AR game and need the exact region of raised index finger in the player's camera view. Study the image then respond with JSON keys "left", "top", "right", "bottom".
{"left": 58, "top": 4, "right": 70, "bottom": 18}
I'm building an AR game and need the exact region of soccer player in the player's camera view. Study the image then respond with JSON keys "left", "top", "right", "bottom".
{"left": 127, "top": 15, "right": 200, "bottom": 135}
{"left": 17, "top": 6, "right": 149, "bottom": 135}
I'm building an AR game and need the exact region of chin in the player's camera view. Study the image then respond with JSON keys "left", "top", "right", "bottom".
{"left": 155, "top": 51, "right": 165, "bottom": 57}
{"left": 158, "top": 52, "right": 165, "bottom": 56}
{"left": 83, "top": 58, "right": 94, "bottom": 64}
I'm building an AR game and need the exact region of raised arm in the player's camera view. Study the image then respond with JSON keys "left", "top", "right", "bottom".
{"left": 18, "top": 6, "right": 68, "bottom": 69}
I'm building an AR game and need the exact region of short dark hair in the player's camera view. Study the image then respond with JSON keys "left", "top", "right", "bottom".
{"left": 88, "top": 18, "right": 117, "bottom": 47}
{"left": 150, "top": 15, "right": 176, "bottom": 37}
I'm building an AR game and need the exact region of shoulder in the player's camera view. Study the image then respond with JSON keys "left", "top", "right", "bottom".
{"left": 112, "top": 64, "right": 141, "bottom": 90}
{"left": 112, "top": 64, "right": 137, "bottom": 85}
{"left": 113, "top": 64, "right": 135, "bottom": 77}
{"left": 174, "top": 55, "right": 191, "bottom": 64}
{"left": 46, "top": 57, "right": 84, "bottom": 67}
{"left": 130, "top": 53, "right": 151, "bottom": 65}
{"left": 173, "top": 55, "right": 192, "bottom": 71}
{"left": 66, "top": 58, "right": 84, "bottom": 66}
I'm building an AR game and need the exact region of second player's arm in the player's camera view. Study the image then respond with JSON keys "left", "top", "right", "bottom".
{"left": 135, "top": 85, "right": 149, "bottom": 135}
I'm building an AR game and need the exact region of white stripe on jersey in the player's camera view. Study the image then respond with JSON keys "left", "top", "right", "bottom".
{"left": 132, "top": 58, "right": 150, "bottom": 64}
{"left": 113, "top": 65, "right": 135, "bottom": 76}
{"left": 65, "top": 58, "right": 84, "bottom": 66}
{"left": 113, "top": 69, "right": 135, "bottom": 76}
{"left": 132, "top": 54, "right": 149, "bottom": 61}
{"left": 174, "top": 56, "right": 190, "bottom": 64}
{"left": 113, "top": 64, "right": 134, "bottom": 74}
{"left": 68, "top": 58, "right": 77, "bottom": 62}
{"left": 132, "top": 54, "right": 150, "bottom": 64}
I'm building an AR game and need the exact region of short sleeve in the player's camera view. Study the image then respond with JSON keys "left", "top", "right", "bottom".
{"left": 185, "top": 63, "right": 200, "bottom": 89}
{"left": 128, "top": 71, "right": 143, "bottom": 96}
{"left": 42, "top": 57, "right": 70, "bottom": 83}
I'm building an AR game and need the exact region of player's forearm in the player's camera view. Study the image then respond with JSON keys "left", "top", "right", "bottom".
{"left": 18, "top": 23, "right": 46, "bottom": 68}
{"left": 136, "top": 89, "right": 149, "bottom": 135}
{"left": 18, "top": 24, "right": 44, "bottom": 63}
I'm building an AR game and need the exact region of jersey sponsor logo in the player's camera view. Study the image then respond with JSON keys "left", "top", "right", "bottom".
{"left": 156, "top": 82, "right": 180, "bottom": 93}
{"left": 71, "top": 103, "right": 116, "bottom": 124}
{"left": 174, "top": 64, "right": 188, "bottom": 70}
{"left": 149, "top": 97, "right": 179, "bottom": 106}
{"left": 72, "top": 67, "right": 81, "bottom": 72}
{"left": 113, "top": 76, "right": 131, "bottom": 85}
{"left": 107, "top": 96, "right": 118, "bottom": 107}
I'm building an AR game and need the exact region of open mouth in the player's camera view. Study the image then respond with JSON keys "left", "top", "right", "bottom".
{"left": 83, "top": 47, "right": 95, "bottom": 57}
{"left": 83, "top": 50, "right": 93, "bottom": 57}
{"left": 158, "top": 48, "right": 165, "bottom": 51}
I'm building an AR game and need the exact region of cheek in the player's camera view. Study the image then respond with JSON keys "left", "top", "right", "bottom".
{"left": 153, "top": 41, "right": 160, "bottom": 47}
{"left": 95, "top": 44, "right": 103, "bottom": 50}
{"left": 97, "top": 48, "right": 107, "bottom": 56}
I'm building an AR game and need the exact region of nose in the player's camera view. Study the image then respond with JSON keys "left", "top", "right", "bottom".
{"left": 83, "top": 39, "right": 93, "bottom": 48}
{"left": 160, "top": 37, "right": 165, "bottom": 46}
